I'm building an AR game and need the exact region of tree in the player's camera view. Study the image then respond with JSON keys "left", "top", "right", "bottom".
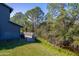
{"left": 47, "top": 3, "right": 79, "bottom": 46}
{"left": 11, "top": 12, "right": 24, "bottom": 26}
{"left": 11, "top": 12, "right": 32, "bottom": 32}
{"left": 47, "top": 3, "right": 62, "bottom": 19}
{"left": 25, "top": 7, "right": 44, "bottom": 32}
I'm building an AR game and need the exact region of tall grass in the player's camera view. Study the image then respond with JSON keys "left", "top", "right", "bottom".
{"left": 38, "top": 38, "right": 78, "bottom": 56}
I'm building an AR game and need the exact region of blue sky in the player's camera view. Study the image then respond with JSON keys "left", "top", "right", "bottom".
{"left": 6, "top": 3, "right": 48, "bottom": 17}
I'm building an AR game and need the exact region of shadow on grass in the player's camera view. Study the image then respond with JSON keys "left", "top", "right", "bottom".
{"left": 0, "top": 38, "right": 41, "bottom": 50}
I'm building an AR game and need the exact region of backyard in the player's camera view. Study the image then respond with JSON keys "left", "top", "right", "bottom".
{"left": 0, "top": 38, "right": 78, "bottom": 56}
{"left": 0, "top": 3, "right": 79, "bottom": 56}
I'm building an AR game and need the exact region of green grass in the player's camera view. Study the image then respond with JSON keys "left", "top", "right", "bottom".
{"left": 0, "top": 38, "right": 78, "bottom": 56}
{"left": 39, "top": 38, "right": 78, "bottom": 56}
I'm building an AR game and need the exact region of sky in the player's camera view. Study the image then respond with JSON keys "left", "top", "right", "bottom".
{"left": 6, "top": 3, "right": 48, "bottom": 17}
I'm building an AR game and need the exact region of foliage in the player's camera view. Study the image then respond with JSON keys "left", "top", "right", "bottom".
{"left": 10, "top": 3, "right": 79, "bottom": 53}
{"left": 11, "top": 12, "right": 24, "bottom": 26}
{"left": 47, "top": 4, "right": 79, "bottom": 41}
{"left": 25, "top": 7, "right": 44, "bottom": 32}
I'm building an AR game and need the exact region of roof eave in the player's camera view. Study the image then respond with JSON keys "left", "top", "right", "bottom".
{"left": 0, "top": 3, "right": 13, "bottom": 13}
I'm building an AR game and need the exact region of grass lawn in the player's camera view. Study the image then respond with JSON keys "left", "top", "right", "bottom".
{"left": 0, "top": 38, "right": 78, "bottom": 56}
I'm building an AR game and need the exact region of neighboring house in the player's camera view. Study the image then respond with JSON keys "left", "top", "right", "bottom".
{"left": 0, "top": 3, "right": 22, "bottom": 40}
{"left": 23, "top": 32, "right": 36, "bottom": 42}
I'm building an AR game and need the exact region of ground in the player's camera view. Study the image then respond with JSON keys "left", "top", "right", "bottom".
{"left": 0, "top": 38, "right": 78, "bottom": 56}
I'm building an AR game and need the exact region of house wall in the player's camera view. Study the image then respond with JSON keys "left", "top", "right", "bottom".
{"left": 0, "top": 4, "right": 21, "bottom": 40}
